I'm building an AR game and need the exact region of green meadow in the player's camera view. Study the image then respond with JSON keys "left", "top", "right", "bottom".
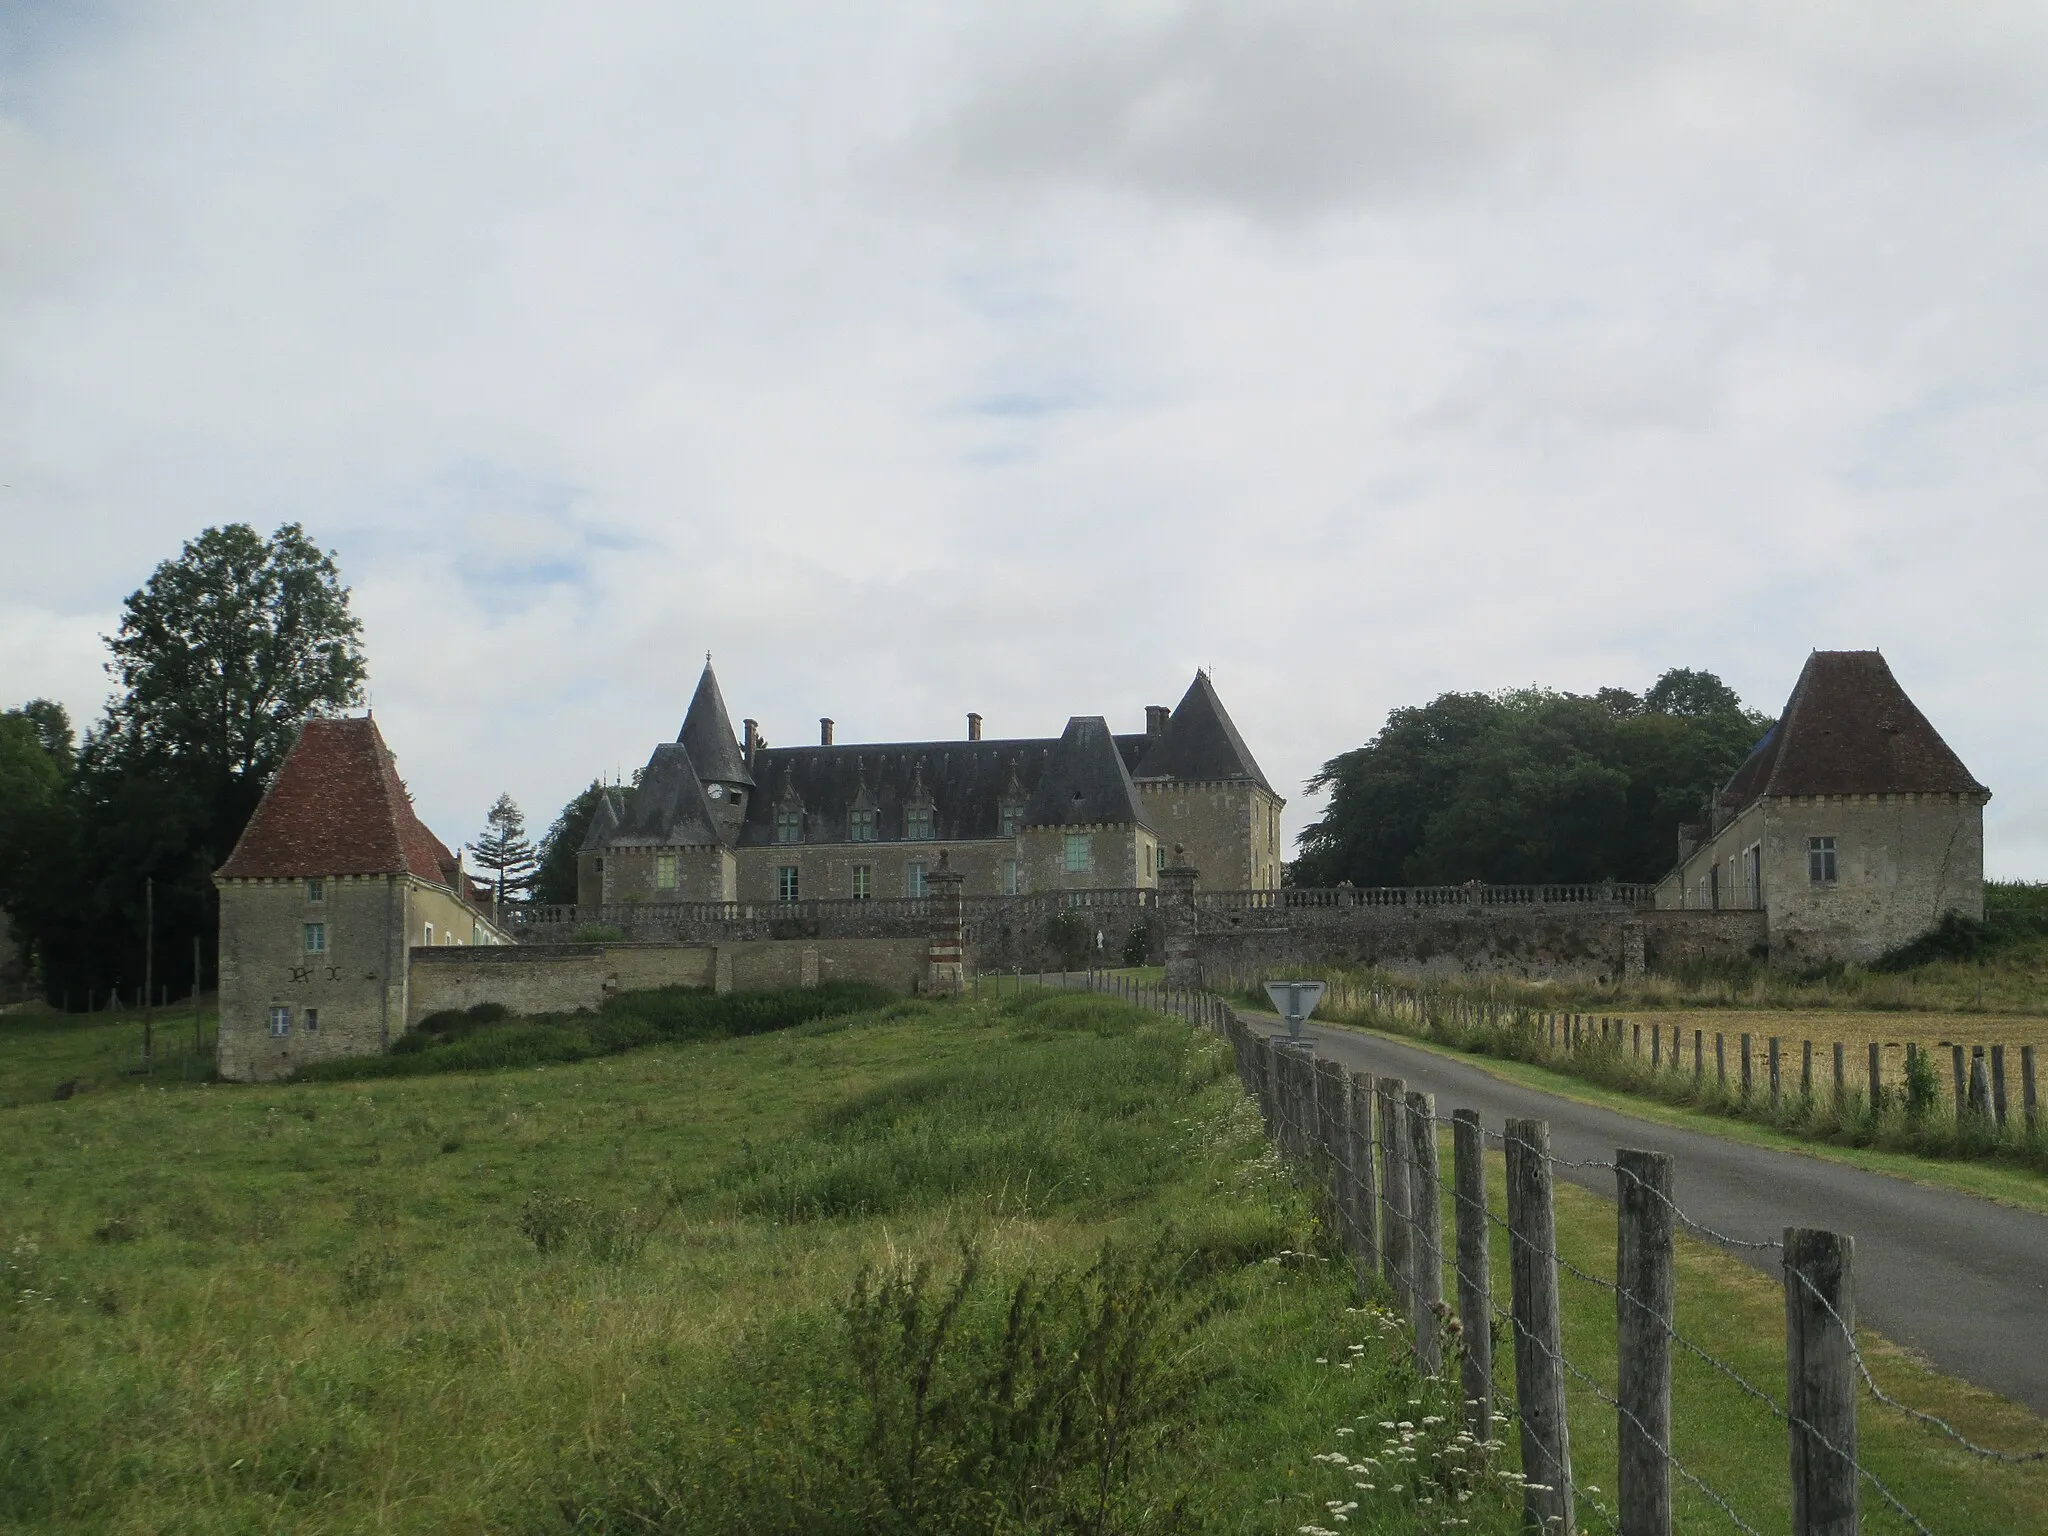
{"left": 2, "top": 990, "right": 2044, "bottom": 1533}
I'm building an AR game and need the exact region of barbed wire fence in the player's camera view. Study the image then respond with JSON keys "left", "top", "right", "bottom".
{"left": 1051, "top": 970, "right": 2048, "bottom": 1536}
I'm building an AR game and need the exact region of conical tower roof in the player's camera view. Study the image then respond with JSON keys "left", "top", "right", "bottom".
{"left": 612, "top": 744, "right": 725, "bottom": 846}
{"left": 1024, "top": 717, "right": 1150, "bottom": 828}
{"left": 1134, "top": 671, "right": 1275, "bottom": 795}
{"left": 678, "top": 659, "right": 753, "bottom": 787}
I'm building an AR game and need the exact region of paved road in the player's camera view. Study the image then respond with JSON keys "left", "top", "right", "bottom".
{"left": 1260, "top": 1015, "right": 2048, "bottom": 1416}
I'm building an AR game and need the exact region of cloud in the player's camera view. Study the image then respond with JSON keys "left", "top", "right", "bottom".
{"left": 1, "top": 0, "right": 2045, "bottom": 877}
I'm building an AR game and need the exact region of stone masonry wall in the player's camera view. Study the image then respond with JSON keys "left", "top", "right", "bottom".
{"left": 1187, "top": 906, "right": 1767, "bottom": 985}
{"left": 406, "top": 937, "right": 925, "bottom": 1025}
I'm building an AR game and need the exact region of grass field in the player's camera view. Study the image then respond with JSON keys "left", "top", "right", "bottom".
{"left": 4, "top": 991, "right": 2045, "bottom": 1533}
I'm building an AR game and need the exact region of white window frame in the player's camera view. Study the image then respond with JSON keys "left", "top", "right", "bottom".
{"left": 849, "top": 808, "right": 877, "bottom": 843}
{"left": 303, "top": 922, "right": 326, "bottom": 953}
{"left": 268, "top": 1006, "right": 290, "bottom": 1038}
{"left": 1002, "top": 859, "right": 1020, "bottom": 896}
{"left": 776, "top": 865, "right": 800, "bottom": 902}
{"left": 306, "top": 878, "right": 324, "bottom": 903}
{"left": 906, "top": 861, "right": 928, "bottom": 898}
{"left": 850, "top": 864, "right": 872, "bottom": 900}
{"left": 774, "top": 808, "right": 803, "bottom": 845}
{"left": 423, "top": 922, "right": 433, "bottom": 946}
{"left": 905, "top": 805, "right": 934, "bottom": 841}
{"left": 1808, "top": 836, "right": 1837, "bottom": 886}
{"left": 1063, "top": 833, "right": 1091, "bottom": 874}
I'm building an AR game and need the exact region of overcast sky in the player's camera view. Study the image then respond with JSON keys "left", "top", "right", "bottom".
{"left": 4, "top": 2, "right": 2045, "bottom": 875}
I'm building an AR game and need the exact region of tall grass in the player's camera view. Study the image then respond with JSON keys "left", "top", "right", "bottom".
{"left": 1290, "top": 973, "right": 2048, "bottom": 1174}
{"left": 292, "top": 980, "right": 896, "bottom": 1080}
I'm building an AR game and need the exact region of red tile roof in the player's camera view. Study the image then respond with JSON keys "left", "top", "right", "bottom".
{"left": 1719, "top": 651, "right": 1986, "bottom": 803}
{"left": 217, "top": 716, "right": 464, "bottom": 884}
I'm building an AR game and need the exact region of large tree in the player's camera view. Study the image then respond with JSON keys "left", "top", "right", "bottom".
{"left": 1293, "top": 669, "right": 1773, "bottom": 888}
{"left": 1, "top": 524, "right": 368, "bottom": 1007}
{"left": 469, "top": 793, "right": 538, "bottom": 908}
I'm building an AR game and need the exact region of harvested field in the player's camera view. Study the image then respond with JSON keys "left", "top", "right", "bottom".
{"left": 1601, "top": 1008, "right": 2048, "bottom": 1057}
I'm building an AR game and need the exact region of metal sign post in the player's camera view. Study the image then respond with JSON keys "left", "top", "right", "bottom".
{"left": 1263, "top": 980, "right": 1327, "bottom": 1039}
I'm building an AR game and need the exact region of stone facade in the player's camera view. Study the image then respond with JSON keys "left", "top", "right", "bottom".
{"left": 1653, "top": 652, "right": 1989, "bottom": 964}
{"left": 212, "top": 717, "right": 511, "bottom": 1082}
{"left": 576, "top": 663, "right": 1280, "bottom": 910}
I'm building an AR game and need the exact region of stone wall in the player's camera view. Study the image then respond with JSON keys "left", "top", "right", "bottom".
{"left": 1137, "top": 781, "right": 1283, "bottom": 890}
{"left": 1186, "top": 905, "right": 1767, "bottom": 985}
{"left": 405, "top": 937, "right": 926, "bottom": 1025}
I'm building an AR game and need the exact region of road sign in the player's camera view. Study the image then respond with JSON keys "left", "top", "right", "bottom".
{"left": 1263, "top": 980, "right": 1327, "bottom": 1039}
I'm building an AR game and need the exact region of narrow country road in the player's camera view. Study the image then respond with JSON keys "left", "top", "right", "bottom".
{"left": 1253, "top": 1013, "right": 2048, "bottom": 1418}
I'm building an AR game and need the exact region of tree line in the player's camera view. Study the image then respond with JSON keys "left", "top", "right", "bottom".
{"left": 1291, "top": 669, "right": 1773, "bottom": 888}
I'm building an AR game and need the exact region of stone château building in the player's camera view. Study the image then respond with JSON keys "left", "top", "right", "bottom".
{"left": 577, "top": 662, "right": 1286, "bottom": 907}
{"left": 1654, "top": 651, "right": 1989, "bottom": 964}
{"left": 212, "top": 716, "right": 510, "bottom": 1081}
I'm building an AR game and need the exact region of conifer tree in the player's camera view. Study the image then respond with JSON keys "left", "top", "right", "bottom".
{"left": 469, "top": 793, "right": 538, "bottom": 908}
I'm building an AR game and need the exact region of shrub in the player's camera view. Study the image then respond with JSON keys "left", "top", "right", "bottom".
{"left": 292, "top": 982, "right": 895, "bottom": 1082}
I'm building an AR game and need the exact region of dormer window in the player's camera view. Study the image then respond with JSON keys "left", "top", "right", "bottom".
{"left": 999, "top": 802, "right": 1023, "bottom": 838}
{"left": 850, "top": 808, "right": 878, "bottom": 842}
{"left": 774, "top": 807, "right": 804, "bottom": 844}
{"left": 904, "top": 805, "right": 934, "bottom": 841}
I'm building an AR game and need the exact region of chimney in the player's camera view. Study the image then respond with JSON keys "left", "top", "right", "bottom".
{"left": 1145, "top": 705, "right": 1171, "bottom": 738}
{"left": 820, "top": 717, "right": 835, "bottom": 747}
{"left": 967, "top": 712, "right": 983, "bottom": 742}
{"left": 742, "top": 719, "right": 758, "bottom": 771}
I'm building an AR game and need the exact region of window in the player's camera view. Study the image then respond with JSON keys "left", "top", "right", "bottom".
{"left": 906, "top": 861, "right": 928, "bottom": 898}
{"left": 849, "top": 808, "right": 878, "bottom": 842}
{"left": 1002, "top": 859, "right": 1020, "bottom": 896}
{"left": 851, "top": 864, "right": 872, "bottom": 900}
{"left": 268, "top": 1006, "right": 290, "bottom": 1038}
{"left": 303, "top": 922, "right": 326, "bottom": 953}
{"left": 1064, "top": 833, "right": 1091, "bottom": 874}
{"left": 774, "top": 807, "right": 803, "bottom": 844}
{"left": 655, "top": 852, "right": 678, "bottom": 890}
{"left": 306, "top": 878, "right": 324, "bottom": 903}
{"left": 304, "top": 1008, "right": 319, "bottom": 1033}
{"left": 1155, "top": 843, "right": 1166, "bottom": 873}
{"left": 1743, "top": 844, "right": 1762, "bottom": 908}
{"left": 1808, "top": 836, "right": 1837, "bottom": 886}
{"left": 776, "top": 865, "right": 800, "bottom": 901}
{"left": 999, "top": 803, "right": 1021, "bottom": 838}
{"left": 904, "top": 805, "right": 934, "bottom": 841}
{"left": 423, "top": 922, "right": 434, "bottom": 946}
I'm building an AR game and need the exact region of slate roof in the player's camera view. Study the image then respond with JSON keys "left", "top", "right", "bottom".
{"left": 578, "top": 787, "right": 628, "bottom": 854}
{"left": 1026, "top": 717, "right": 1152, "bottom": 829}
{"left": 217, "top": 716, "right": 462, "bottom": 885}
{"left": 1718, "top": 651, "right": 1986, "bottom": 804}
{"left": 741, "top": 738, "right": 1050, "bottom": 846}
{"left": 1134, "top": 670, "right": 1275, "bottom": 794}
{"left": 591, "top": 671, "right": 1270, "bottom": 851}
{"left": 612, "top": 743, "right": 725, "bottom": 847}
{"left": 679, "top": 661, "right": 753, "bottom": 787}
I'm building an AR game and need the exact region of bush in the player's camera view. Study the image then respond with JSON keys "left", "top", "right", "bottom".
{"left": 292, "top": 982, "right": 896, "bottom": 1082}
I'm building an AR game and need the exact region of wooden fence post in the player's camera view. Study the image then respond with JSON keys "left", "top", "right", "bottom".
{"left": 1451, "top": 1110, "right": 1492, "bottom": 1447}
{"left": 1741, "top": 1034, "right": 1754, "bottom": 1100}
{"left": 1405, "top": 1091, "right": 1444, "bottom": 1375}
{"left": 1505, "top": 1117, "right": 1574, "bottom": 1535}
{"left": 1801, "top": 1040, "right": 1813, "bottom": 1099}
{"left": 1867, "top": 1042, "right": 1881, "bottom": 1109}
{"left": 1785, "top": 1229, "right": 1858, "bottom": 1536}
{"left": 1651, "top": 1025, "right": 1661, "bottom": 1072}
{"left": 1969, "top": 1048, "right": 1991, "bottom": 1120}
{"left": 1346, "top": 1068, "right": 1380, "bottom": 1284}
{"left": 1952, "top": 1044, "right": 1967, "bottom": 1120}
{"left": 1379, "top": 1076, "right": 1412, "bottom": 1314}
{"left": 1991, "top": 1045, "right": 2008, "bottom": 1130}
{"left": 1255, "top": 1035, "right": 1278, "bottom": 1136}
{"left": 1695, "top": 1029, "right": 1704, "bottom": 1084}
{"left": 1716, "top": 1033, "right": 1726, "bottom": 1089}
{"left": 2023, "top": 1045, "right": 2038, "bottom": 1131}
{"left": 1315, "top": 1058, "right": 1346, "bottom": 1171}
{"left": 1832, "top": 1042, "right": 1845, "bottom": 1105}
{"left": 1633, "top": 1021, "right": 1642, "bottom": 1059}
{"left": 1769, "top": 1037, "right": 1781, "bottom": 1106}
{"left": 1617, "top": 1148, "right": 1675, "bottom": 1536}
